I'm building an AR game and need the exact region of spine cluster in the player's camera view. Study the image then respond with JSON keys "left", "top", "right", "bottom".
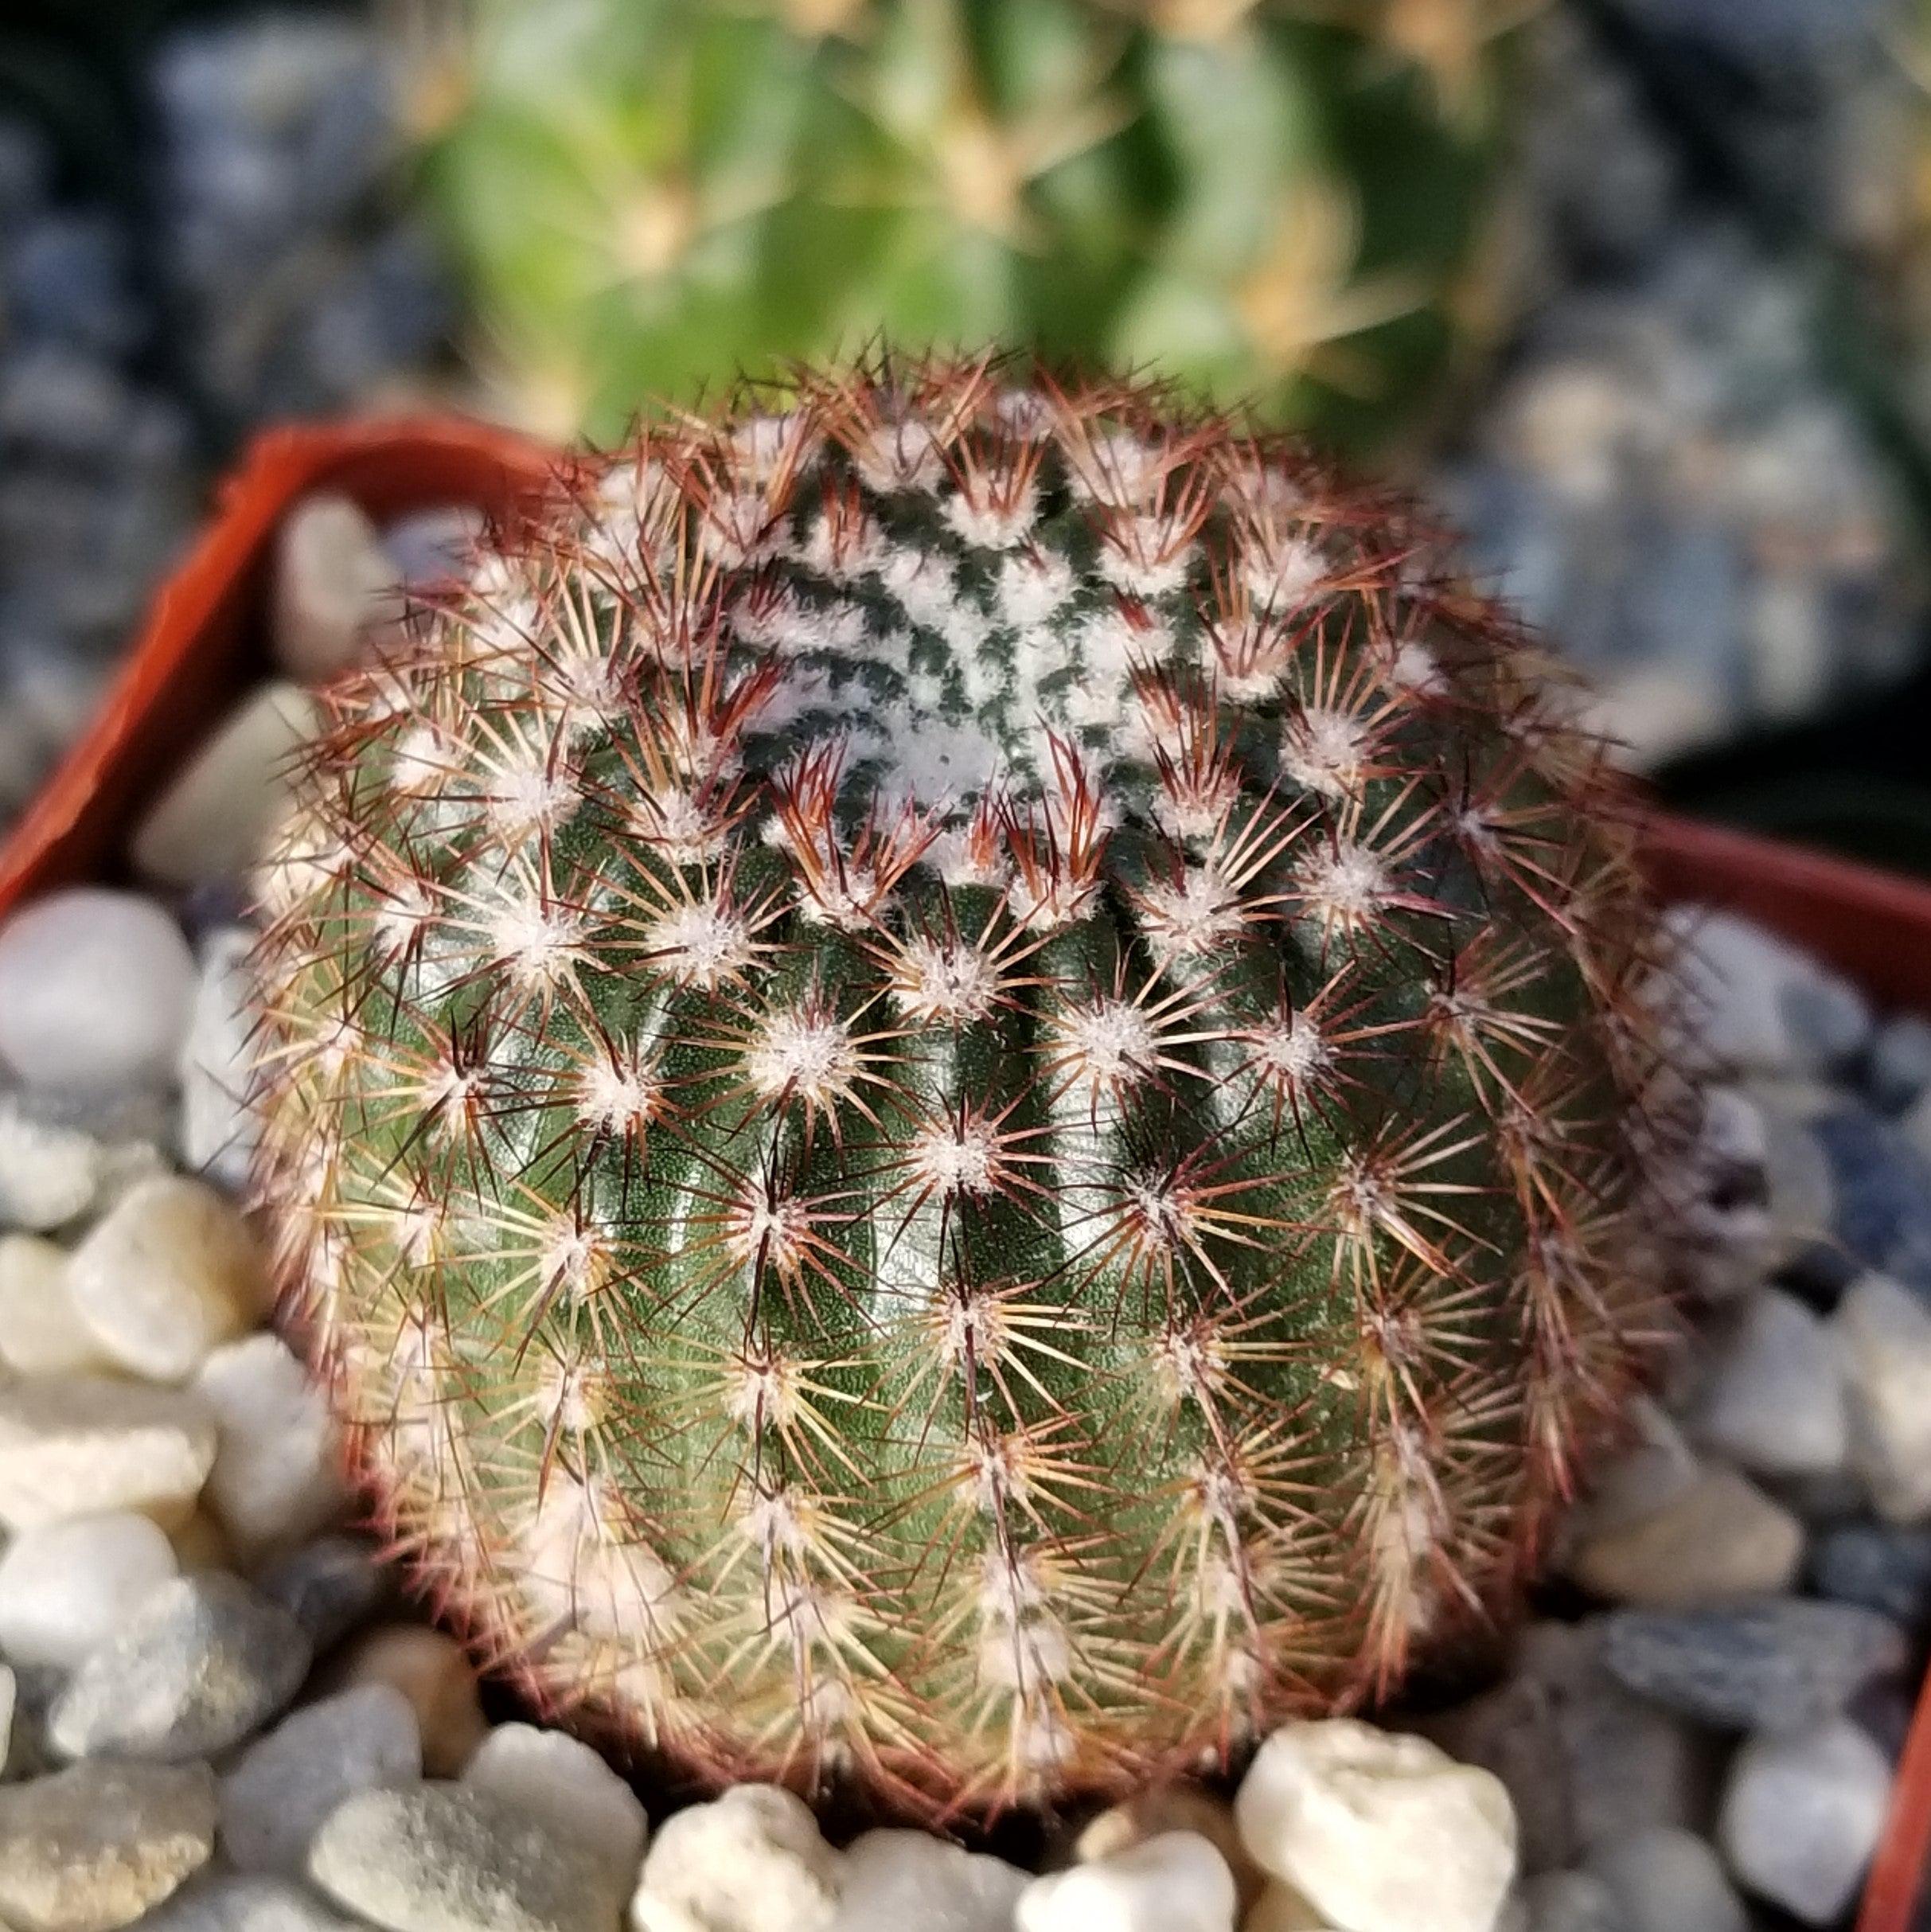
{"left": 251, "top": 356, "right": 1684, "bottom": 1819}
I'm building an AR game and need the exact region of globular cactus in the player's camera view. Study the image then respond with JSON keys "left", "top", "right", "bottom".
{"left": 251, "top": 357, "right": 1679, "bottom": 1820}
{"left": 414, "top": 0, "right": 1534, "bottom": 448}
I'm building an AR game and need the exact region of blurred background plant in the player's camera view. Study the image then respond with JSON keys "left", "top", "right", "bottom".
{"left": 10, "top": 0, "right": 1931, "bottom": 870}
{"left": 408, "top": 0, "right": 1532, "bottom": 455}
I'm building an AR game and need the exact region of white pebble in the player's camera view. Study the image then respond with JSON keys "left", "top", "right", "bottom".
{"left": 1716, "top": 1719, "right": 1890, "bottom": 1925}
{"left": 1075, "top": 1786, "right": 1264, "bottom": 1918}
{"left": 1668, "top": 907, "right": 1867, "bottom": 1078}
{"left": 132, "top": 685, "right": 321, "bottom": 890}
{"left": 0, "top": 1090, "right": 166, "bottom": 1234}
{"left": 68, "top": 1177, "right": 267, "bottom": 1384}
{"left": 1017, "top": 1832, "right": 1235, "bottom": 1932}
{"left": 177, "top": 930, "right": 258, "bottom": 1192}
{"left": 0, "top": 1510, "right": 180, "bottom": 1669}
{"left": 0, "top": 889, "right": 196, "bottom": 1095}
{"left": 833, "top": 1831, "right": 1028, "bottom": 1932}
{"left": 1686, "top": 1286, "right": 1847, "bottom": 1478}
{"left": 220, "top": 1684, "right": 422, "bottom": 1878}
{"left": 1835, "top": 1272, "right": 1931, "bottom": 1522}
{"left": 193, "top": 1336, "right": 343, "bottom": 1559}
{"left": 462, "top": 1723, "right": 647, "bottom": 1883}
{"left": 630, "top": 1784, "right": 841, "bottom": 1932}
{"left": 273, "top": 496, "right": 404, "bottom": 683}
{"left": 0, "top": 1374, "right": 216, "bottom": 1529}
{"left": 1585, "top": 1825, "right": 1746, "bottom": 1932}
{"left": 0, "top": 1235, "right": 111, "bottom": 1376}
{"left": 1235, "top": 1719, "right": 1517, "bottom": 1932}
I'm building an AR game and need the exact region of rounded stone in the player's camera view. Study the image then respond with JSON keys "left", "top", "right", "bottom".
{"left": 1683, "top": 1286, "right": 1847, "bottom": 1478}
{"left": 67, "top": 1177, "right": 267, "bottom": 1386}
{"left": 256, "top": 1537, "right": 392, "bottom": 1654}
{"left": 192, "top": 1335, "right": 345, "bottom": 1559}
{"left": 132, "top": 685, "right": 321, "bottom": 890}
{"left": 1076, "top": 1785, "right": 1266, "bottom": 1918}
{"left": 1583, "top": 1825, "right": 1745, "bottom": 1932}
{"left": 1808, "top": 1520, "right": 1931, "bottom": 1626}
{"left": 0, "top": 1235, "right": 111, "bottom": 1377}
{"left": 0, "top": 1511, "right": 181, "bottom": 1671}
{"left": 0, "top": 1376, "right": 217, "bottom": 1531}
{"left": 1597, "top": 1598, "right": 1907, "bottom": 1732}
{"left": 1517, "top": 1872, "right": 1625, "bottom": 1932}
{"left": 309, "top": 1784, "right": 630, "bottom": 1932}
{"left": 272, "top": 495, "right": 404, "bottom": 684}
{"left": 118, "top": 1872, "right": 369, "bottom": 1932}
{"left": 49, "top": 1573, "right": 313, "bottom": 1763}
{"left": 328, "top": 1625, "right": 486, "bottom": 1777}
{"left": 837, "top": 1829, "right": 1029, "bottom": 1932}
{"left": 0, "top": 1759, "right": 217, "bottom": 1932}
{"left": 0, "top": 890, "right": 196, "bottom": 1095}
{"left": 1835, "top": 1271, "right": 1931, "bottom": 1522}
{"left": 1016, "top": 1831, "right": 1236, "bottom": 1932}
{"left": 1566, "top": 1464, "right": 1802, "bottom": 1609}
{"left": 461, "top": 1723, "right": 646, "bottom": 1882}
{"left": 1716, "top": 1718, "right": 1890, "bottom": 1924}
{"left": 628, "top": 1784, "right": 840, "bottom": 1932}
{"left": 220, "top": 1684, "right": 422, "bottom": 1877}
{"left": 1234, "top": 1719, "right": 1518, "bottom": 1932}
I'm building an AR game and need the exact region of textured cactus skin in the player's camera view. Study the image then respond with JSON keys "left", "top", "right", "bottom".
{"left": 251, "top": 358, "right": 1677, "bottom": 1819}
{"left": 417, "top": 0, "right": 1533, "bottom": 447}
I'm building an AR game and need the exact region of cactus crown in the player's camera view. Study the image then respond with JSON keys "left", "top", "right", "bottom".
{"left": 252, "top": 357, "right": 1678, "bottom": 1820}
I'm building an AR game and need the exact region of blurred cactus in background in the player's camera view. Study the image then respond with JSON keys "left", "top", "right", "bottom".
{"left": 409, "top": 0, "right": 1535, "bottom": 451}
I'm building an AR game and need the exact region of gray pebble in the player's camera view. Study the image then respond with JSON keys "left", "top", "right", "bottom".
{"left": 1599, "top": 1597, "right": 1906, "bottom": 1731}
{"left": 1683, "top": 1286, "right": 1846, "bottom": 1479}
{"left": 219, "top": 1685, "right": 420, "bottom": 1877}
{"left": 50, "top": 1575, "right": 312, "bottom": 1764}
{"left": 256, "top": 1539, "right": 391, "bottom": 1655}
{"left": 307, "top": 1785, "right": 630, "bottom": 1932}
{"left": 1868, "top": 1014, "right": 1931, "bottom": 1114}
{"left": 1519, "top": 1870, "right": 1627, "bottom": 1932}
{"left": 127, "top": 1871, "right": 368, "bottom": 1932}
{"left": 1422, "top": 1621, "right": 1718, "bottom": 1873}
{"left": 1813, "top": 1107, "right": 1931, "bottom": 1291}
{"left": 1808, "top": 1521, "right": 1931, "bottom": 1626}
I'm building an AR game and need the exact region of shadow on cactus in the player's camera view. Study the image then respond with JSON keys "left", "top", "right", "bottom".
{"left": 408, "top": 0, "right": 1533, "bottom": 450}
{"left": 248, "top": 353, "right": 1687, "bottom": 1821}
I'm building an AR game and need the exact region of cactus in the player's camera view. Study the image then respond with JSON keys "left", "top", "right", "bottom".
{"left": 412, "top": 0, "right": 1534, "bottom": 448}
{"left": 251, "top": 357, "right": 1679, "bottom": 1820}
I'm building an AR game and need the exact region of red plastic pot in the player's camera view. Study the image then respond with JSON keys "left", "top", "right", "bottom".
{"left": 1, "top": 419, "right": 1928, "bottom": 1930}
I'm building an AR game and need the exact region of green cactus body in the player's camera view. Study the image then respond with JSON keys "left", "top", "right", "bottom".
{"left": 253, "top": 359, "right": 1672, "bottom": 1817}
{"left": 417, "top": 0, "right": 1531, "bottom": 448}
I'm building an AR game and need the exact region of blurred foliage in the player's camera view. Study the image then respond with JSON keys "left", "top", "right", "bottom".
{"left": 411, "top": 0, "right": 1535, "bottom": 451}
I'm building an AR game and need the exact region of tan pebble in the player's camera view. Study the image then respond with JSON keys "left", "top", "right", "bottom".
{"left": 1078, "top": 1786, "right": 1266, "bottom": 1918}
{"left": 1244, "top": 1883, "right": 1335, "bottom": 1930}
{"left": 329, "top": 1625, "right": 487, "bottom": 1775}
{"left": 67, "top": 1178, "right": 268, "bottom": 1385}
